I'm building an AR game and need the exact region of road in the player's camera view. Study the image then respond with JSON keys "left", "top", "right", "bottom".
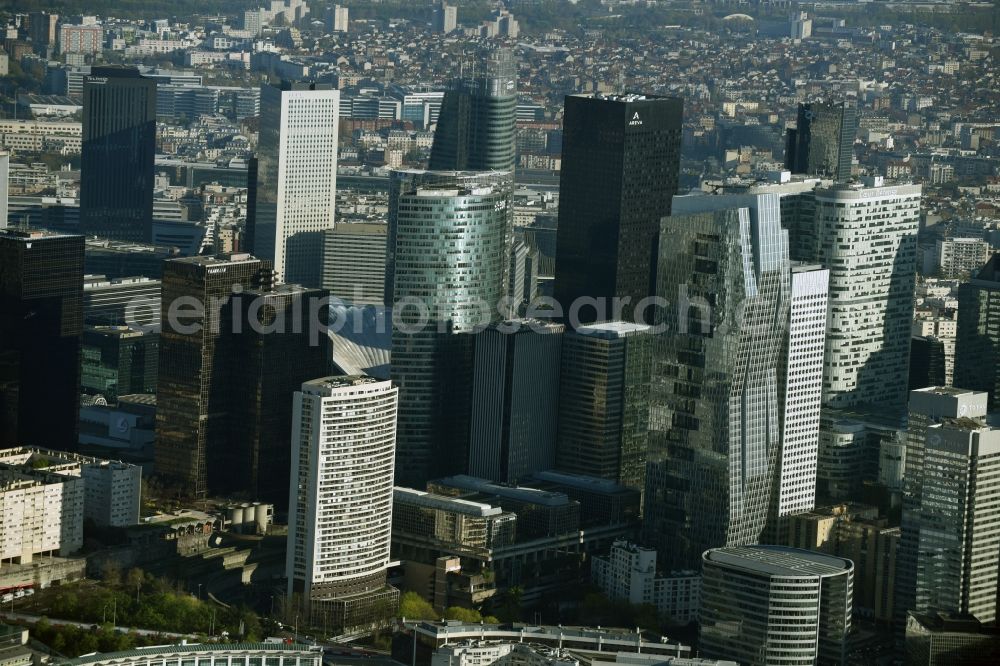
{"left": 0, "top": 610, "right": 197, "bottom": 639}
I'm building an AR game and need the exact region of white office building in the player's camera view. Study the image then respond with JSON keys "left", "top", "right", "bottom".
{"left": 332, "top": 5, "right": 349, "bottom": 31}
{"left": 286, "top": 375, "right": 399, "bottom": 630}
{"left": 591, "top": 541, "right": 701, "bottom": 624}
{"left": 253, "top": 82, "right": 339, "bottom": 287}
{"left": 814, "top": 178, "right": 921, "bottom": 409}
{"left": 700, "top": 546, "right": 853, "bottom": 666}
{"left": 770, "top": 264, "right": 830, "bottom": 539}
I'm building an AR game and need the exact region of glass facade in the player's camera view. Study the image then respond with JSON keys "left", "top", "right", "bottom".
{"left": 154, "top": 254, "right": 273, "bottom": 497}
{"left": 81, "top": 67, "right": 156, "bottom": 243}
{"left": 785, "top": 101, "right": 858, "bottom": 182}
{"left": 555, "top": 322, "right": 653, "bottom": 492}
{"left": 389, "top": 174, "right": 509, "bottom": 487}
{"left": 700, "top": 546, "right": 853, "bottom": 666}
{"left": 0, "top": 230, "right": 84, "bottom": 450}
{"left": 553, "top": 94, "right": 683, "bottom": 324}
{"left": 644, "top": 194, "right": 790, "bottom": 570}
{"left": 429, "top": 48, "right": 516, "bottom": 172}
{"left": 955, "top": 255, "right": 1000, "bottom": 408}
{"left": 80, "top": 326, "right": 159, "bottom": 400}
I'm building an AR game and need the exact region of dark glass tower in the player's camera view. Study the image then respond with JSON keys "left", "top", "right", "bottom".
{"left": 429, "top": 47, "right": 517, "bottom": 172}
{"left": 553, "top": 94, "right": 683, "bottom": 325}
{"left": 81, "top": 66, "right": 156, "bottom": 243}
{"left": 155, "top": 254, "right": 274, "bottom": 497}
{"left": 155, "top": 254, "right": 330, "bottom": 501}
{"left": 228, "top": 284, "right": 330, "bottom": 506}
{"left": 0, "top": 229, "right": 85, "bottom": 450}
{"left": 785, "top": 101, "right": 858, "bottom": 183}
{"left": 955, "top": 253, "right": 1000, "bottom": 407}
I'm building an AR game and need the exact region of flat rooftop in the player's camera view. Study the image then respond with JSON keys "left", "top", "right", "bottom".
{"left": 704, "top": 545, "right": 852, "bottom": 578}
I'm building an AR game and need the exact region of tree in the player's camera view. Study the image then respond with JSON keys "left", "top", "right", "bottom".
{"left": 398, "top": 591, "right": 436, "bottom": 621}
{"left": 444, "top": 606, "right": 482, "bottom": 623}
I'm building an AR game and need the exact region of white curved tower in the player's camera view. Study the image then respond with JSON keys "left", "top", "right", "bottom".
{"left": 286, "top": 375, "right": 399, "bottom": 630}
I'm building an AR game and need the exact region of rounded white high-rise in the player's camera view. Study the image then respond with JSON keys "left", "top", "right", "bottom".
{"left": 286, "top": 375, "right": 397, "bottom": 622}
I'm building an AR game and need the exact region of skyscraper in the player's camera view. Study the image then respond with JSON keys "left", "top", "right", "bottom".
{"left": 227, "top": 284, "right": 331, "bottom": 505}
{"left": 913, "top": 421, "right": 1000, "bottom": 623}
{"left": 286, "top": 375, "right": 399, "bottom": 631}
{"left": 81, "top": 67, "right": 156, "bottom": 243}
{"left": 252, "top": 81, "right": 339, "bottom": 287}
{"left": 955, "top": 253, "right": 1000, "bottom": 407}
{"left": 321, "top": 223, "right": 386, "bottom": 306}
{"left": 0, "top": 229, "right": 84, "bottom": 450}
{"left": 388, "top": 171, "right": 509, "bottom": 486}
{"left": 555, "top": 321, "right": 653, "bottom": 492}
{"left": 154, "top": 253, "right": 273, "bottom": 497}
{"left": 700, "top": 546, "right": 853, "bottom": 666}
{"left": 895, "top": 387, "right": 990, "bottom": 630}
{"left": 554, "top": 94, "right": 683, "bottom": 325}
{"left": 0, "top": 152, "right": 8, "bottom": 229}
{"left": 433, "top": 1, "right": 458, "bottom": 33}
{"left": 769, "top": 264, "right": 830, "bottom": 541}
{"left": 785, "top": 100, "right": 858, "bottom": 182}
{"left": 429, "top": 48, "right": 516, "bottom": 172}
{"left": 644, "top": 193, "right": 791, "bottom": 570}
{"left": 813, "top": 179, "right": 921, "bottom": 410}
{"left": 468, "top": 321, "right": 563, "bottom": 483}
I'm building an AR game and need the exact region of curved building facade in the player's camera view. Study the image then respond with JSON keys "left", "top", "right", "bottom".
{"left": 389, "top": 172, "right": 509, "bottom": 486}
{"left": 700, "top": 546, "right": 853, "bottom": 666}
{"left": 429, "top": 47, "right": 516, "bottom": 172}
{"left": 64, "top": 643, "right": 322, "bottom": 666}
{"left": 287, "top": 375, "right": 399, "bottom": 630}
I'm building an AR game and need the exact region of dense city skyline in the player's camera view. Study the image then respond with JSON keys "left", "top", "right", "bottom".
{"left": 0, "top": 2, "right": 998, "bottom": 665}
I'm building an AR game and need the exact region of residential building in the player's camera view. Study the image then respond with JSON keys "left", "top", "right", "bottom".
{"left": 554, "top": 94, "right": 683, "bottom": 325}
{"left": 555, "top": 322, "right": 653, "bottom": 492}
{"left": 0, "top": 464, "right": 83, "bottom": 563}
{"left": 434, "top": 2, "right": 458, "bottom": 33}
{"left": 0, "top": 447, "right": 142, "bottom": 529}
{"left": 81, "top": 67, "right": 156, "bottom": 243}
{"left": 700, "top": 546, "right": 853, "bottom": 666}
{"left": 591, "top": 541, "right": 701, "bottom": 624}
{"left": 286, "top": 376, "right": 399, "bottom": 631}
{"left": 251, "top": 81, "right": 339, "bottom": 287}
{"left": 59, "top": 23, "right": 103, "bottom": 55}
{"left": 0, "top": 229, "right": 84, "bottom": 451}
{"left": 934, "top": 237, "right": 991, "bottom": 279}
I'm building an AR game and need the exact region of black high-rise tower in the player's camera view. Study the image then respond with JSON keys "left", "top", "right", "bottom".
{"left": 0, "top": 229, "right": 85, "bottom": 450}
{"left": 785, "top": 100, "right": 857, "bottom": 182}
{"left": 553, "top": 93, "right": 683, "bottom": 325}
{"left": 81, "top": 66, "right": 156, "bottom": 243}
